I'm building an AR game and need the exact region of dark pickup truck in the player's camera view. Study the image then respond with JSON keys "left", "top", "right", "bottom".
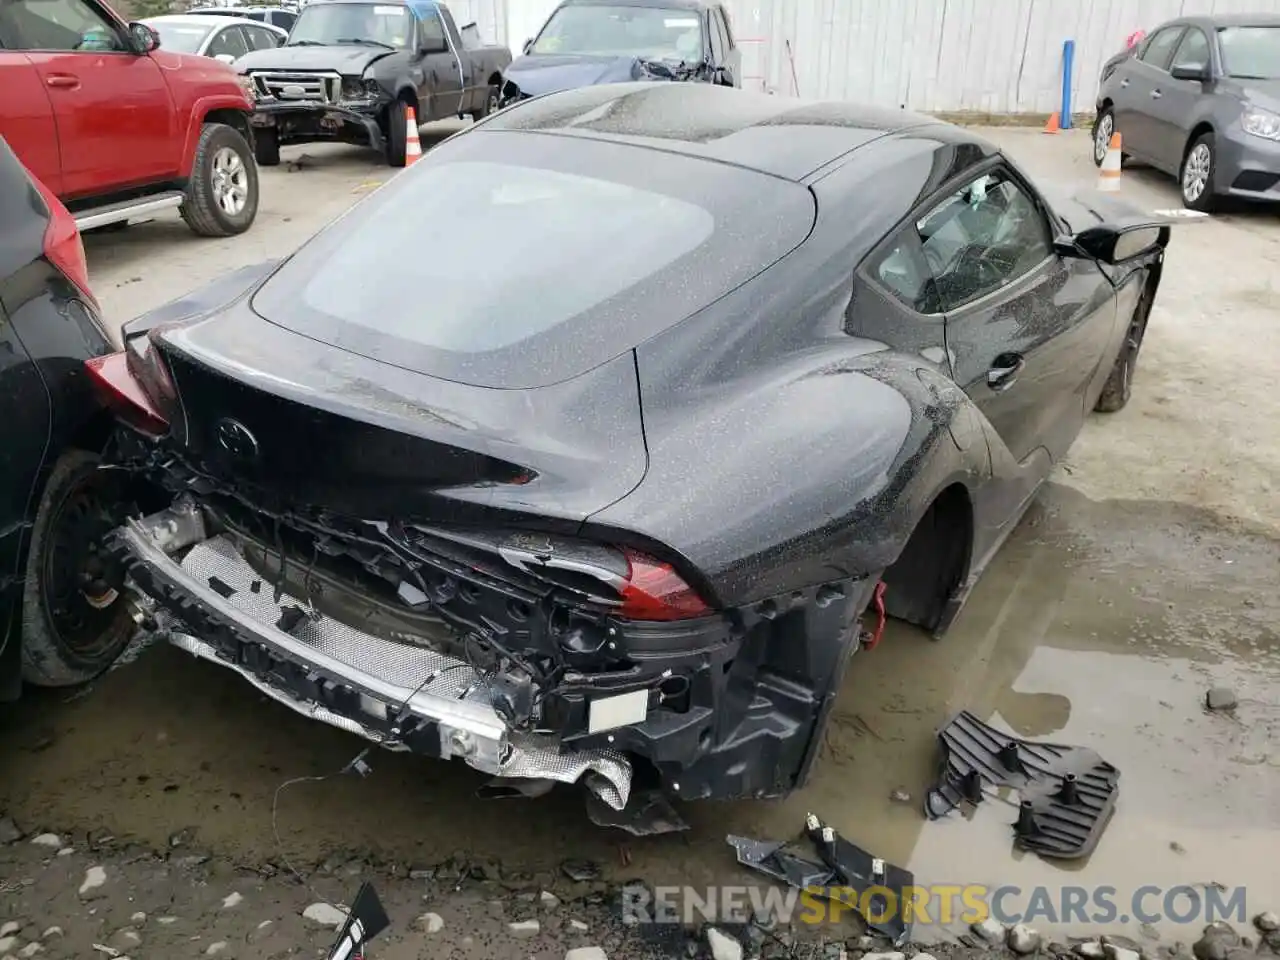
{"left": 236, "top": 0, "right": 511, "bottom": 166}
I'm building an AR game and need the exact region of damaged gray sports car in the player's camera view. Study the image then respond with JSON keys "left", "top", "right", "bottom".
{"left": 83, "top": 83, "right": 1167, "bottom": 816}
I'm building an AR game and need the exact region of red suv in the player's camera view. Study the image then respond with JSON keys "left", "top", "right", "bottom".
{"left": 0, "top": 0, "right": 260, "bottom": 237}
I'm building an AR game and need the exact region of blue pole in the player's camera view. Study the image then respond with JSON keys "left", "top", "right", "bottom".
{"left": 1061, "top": 39, "right": 1075, "bottom": 129}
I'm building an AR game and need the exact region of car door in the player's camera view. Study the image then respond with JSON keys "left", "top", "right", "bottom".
{"left": 415, "top": 4, "right": 462, "bottom": 118}
{"left": 5, "top": 0, "right": 178, "bottom": 198}
{"left": 1120, "top": 24, "right": 1186, "bottom": 167}
{"left": 923, "top": 166, "right": 1119, "bottom": 467}
{"left": 205, "top": 22, "right": 250, "bottom": 62}
{"left": 0, "top": 52, "right": 63, "bottom": 193}
{"left": 1148, "top": 26, "right": 1212, "bottom": 165}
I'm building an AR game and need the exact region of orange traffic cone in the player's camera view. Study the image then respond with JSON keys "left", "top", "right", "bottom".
{"left": 404, "top": 105, "right": 422, "bottom": 166}
{"left": 1097, "top": 132, "right": 1122, "bottom": 192}
{"left": 1043, "top": 110, "right": 1060, "bottom": 134}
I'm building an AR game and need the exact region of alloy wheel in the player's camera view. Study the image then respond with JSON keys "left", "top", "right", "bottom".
{"left": 1182, "top": 143, "right": 1211, "bottom": 203}
{"left": 211, "top": 146, "right": 250, "bottom": 217}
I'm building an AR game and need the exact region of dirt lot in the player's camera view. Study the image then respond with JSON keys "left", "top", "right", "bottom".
{"left": 1, "top": 124, "right": 1278, "bottom": 960}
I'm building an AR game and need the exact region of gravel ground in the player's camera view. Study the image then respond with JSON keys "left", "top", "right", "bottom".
{"left": 1, "top": 123, "right": 1278, "bottom": 959}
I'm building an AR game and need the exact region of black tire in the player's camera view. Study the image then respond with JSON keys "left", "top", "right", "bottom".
{"left": 21, "top": 451, "right": 135, "bottom": 688}
{"left": 385, "top": 99, "right": 410, "bottom": 167}
{"left": 1095, "top": 280, "right": 1153, "bottom": 413}
{"left": 254, "top": 126, "right": 281, "bottom": 167}
{"left": 1091, "top": 106, "right": 1115, "bottom": 169}
{"left": 472, "top": 83, "right": 500, "bottom": 120}
{"left": 181, "top": 122, "right": 259, "bottom": 237}
{"left": 1179, "top": 132, "right": 1219, "bottom": 212}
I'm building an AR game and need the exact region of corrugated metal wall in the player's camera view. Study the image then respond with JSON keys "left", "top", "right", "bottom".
{"left": 490, "top": 0, "right": 1280, "bottom": 114}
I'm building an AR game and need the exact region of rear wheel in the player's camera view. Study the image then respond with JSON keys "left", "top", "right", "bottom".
{"left": 472, "top": 83, "right": 500, "bottom": 120}
{"left": 1095, "top": 280, "right": 1153, "bottom": 413}
{"left": 21, "top": 451, "right": 135, "bottom": 687}
{"left": 181, "top": 122, "right": 259, "bottom": 237}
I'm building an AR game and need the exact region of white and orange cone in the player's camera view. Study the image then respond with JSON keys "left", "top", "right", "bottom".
{"left": 1097, "top": 131, "right": 1122, "bottom": 192}
{"left": 404, "top": 104, "right": 422, "bottom": 166}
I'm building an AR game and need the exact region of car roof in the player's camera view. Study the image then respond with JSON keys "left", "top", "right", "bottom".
{"left": 146, "top": 13, "right": 245, "bottom": 26}
{"left": 481, "top": 82, "right": 967, "bottom": 182}
{"left": 1158, "top": 12, "right": 1280, "bottom": 29}
{"left": 556, "top": 0, "right": 712, "bottom": 10}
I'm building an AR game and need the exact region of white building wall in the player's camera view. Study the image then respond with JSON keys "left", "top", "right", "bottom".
{"left": 495, "top": 0, "right": 1280, "bottom": 115}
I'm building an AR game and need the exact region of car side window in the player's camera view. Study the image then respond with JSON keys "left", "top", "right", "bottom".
{"left": 707, "top": 10, "right": 723, "bottom": 61}
{"left": 0, "top": 0, "right": 124, "bottom": 52}
{"left": 207, "top": 23, "right": 249, "bottom": 58}
{"left": 273, "top": 11, "right": 296, "bottom": 30}
{"left": 871, "top": 232, "right": 943, "bottom": 315}
{"left": 418, "top": 8, "right": 445, "bottom": 45}
{"left": 1138, "top": 26, "right": 1185, "bottom": 71}
{"left": 246, "top": 24, "right": 279, "bottom": 49}
{"left": 915, "top": 170, "right": 1053, "bottom": 312}
{"left": 1171, "top": 27, "right": 1210, "bottom": 71}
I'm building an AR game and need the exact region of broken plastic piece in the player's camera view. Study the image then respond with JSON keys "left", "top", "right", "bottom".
{"left": 325, "top": 881, "right": 388, "bottom": 960}
{"left": 728, "top": 813, "right": 913, "bottom": 945}
{"left": 585, "top": 787, "right": 688, "bottom": 836}
{"left": 925, "top": 710, "right": 1120, "bottom": 859}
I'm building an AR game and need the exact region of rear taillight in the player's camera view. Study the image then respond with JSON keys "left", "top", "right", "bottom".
{"left": 84, "top": 351, "right": 170, "bottom": 437}
{"left": 30, "top": 176, "right": 98, "bottom": 312}
{"left": 617, "top": 548, "right": 710, "bottom": 621}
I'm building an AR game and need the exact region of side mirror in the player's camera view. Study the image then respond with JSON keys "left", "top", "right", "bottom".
{"left": 522, "top": 37, "right": 532, "bottom": 53}
{"left": 716, "top": 65, "right": 735, "bottom": 86}
{"left": 420, "top": 35, "right": 448, "bottom": 55}
{"left": 128, "top": 21, "right": 160, "bottom": 53}
{"left": 1055, "top": 222, "right": 1171, "bottom": 265}
{"left": 1170, "top": 61, "right": 1209, "bottom": 82}
{"left": 214, "top": 53, "right": 236, "bottom": 64}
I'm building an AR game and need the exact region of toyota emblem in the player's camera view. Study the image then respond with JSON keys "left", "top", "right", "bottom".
{"left": 214, "top": 418, "right": 259, "bottom": 462}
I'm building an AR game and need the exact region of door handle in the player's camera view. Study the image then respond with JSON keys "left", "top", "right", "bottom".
{"left": 1150, "top": 89, "right": 1162, "bottom": 98}
{"left": 45, "top": 74, "right": 79, "bottom": 89}
{"left": 987, "top": 354, "right": 1025, "bottom": 391}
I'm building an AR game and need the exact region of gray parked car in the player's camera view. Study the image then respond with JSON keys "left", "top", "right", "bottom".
{"left": 1093, "top": 13, "right": 1280, "bottom": 211}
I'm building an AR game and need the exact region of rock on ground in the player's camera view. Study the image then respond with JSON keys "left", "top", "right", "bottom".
{"left": 565, "top": 949, "right": 608, "bottom": 960}
{"left": 301, "top": 902, "right": 348, "bottom": 927}
{"left": 972, "top": 918, "right": 1006, "bottom": 944}
{"left": 706, "top": 926, "right": 744, "bottom": 960}
{"left": 1008, "top": 924, "right": 1041, "bottom": 954}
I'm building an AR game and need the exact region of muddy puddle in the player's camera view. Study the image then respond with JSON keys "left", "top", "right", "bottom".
{"left": 2, "top": 484, "right": 1277, "bottom": 945}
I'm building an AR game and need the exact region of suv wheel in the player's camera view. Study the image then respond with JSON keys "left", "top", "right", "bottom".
{"left": 181, "top": 122, "right": 260, "bottom": 237}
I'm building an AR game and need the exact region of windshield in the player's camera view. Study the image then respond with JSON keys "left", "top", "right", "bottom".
{"left": 288, "top": 2, "right": 411, "bottom": 47}
{"left": 1217, "top": 25, "right": 1280, "bottom": 79}
{"left": 530, "top": 4, "right": 703, "bottom": 61}
{"left": 144, "top": 19, "right": 214, "bottom": 53}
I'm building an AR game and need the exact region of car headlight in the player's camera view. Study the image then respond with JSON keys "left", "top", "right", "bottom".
{"left": 1241, "top": 107, "right": 1280, "bottom": 141}
{"left": 237, "top": 73, "right": 256, "bottom": 100}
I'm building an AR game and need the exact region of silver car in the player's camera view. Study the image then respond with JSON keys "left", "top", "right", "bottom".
{"left": 141, "top": 14, "right": 288, "bottom": 64}
{"left": 1092, "top": 13, "right": 1280, "bottom": 211}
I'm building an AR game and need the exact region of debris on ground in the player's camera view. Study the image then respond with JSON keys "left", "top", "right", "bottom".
{"left": 728, "top": 812, "right": 914, "bottom": 945}
{"left": 1205, "top": 687, "right": 1238, "bottom": 711}
{"left": 925, "top": 710, "right": 1120, "bottom": 858}
{"left": 706, "top": 926, "right": 744, "bottom": 960}
{"left": 585, "top": 788, "right": 688, "bottom": 836}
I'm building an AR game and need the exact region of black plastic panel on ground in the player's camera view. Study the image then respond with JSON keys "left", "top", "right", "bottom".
{"left": 925, "top": 710, "right": 1120, "bottom": 859}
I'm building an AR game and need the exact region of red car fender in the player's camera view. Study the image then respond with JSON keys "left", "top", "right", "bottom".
{"left": 178, "top": 93, "right": 257, "bottom": 178}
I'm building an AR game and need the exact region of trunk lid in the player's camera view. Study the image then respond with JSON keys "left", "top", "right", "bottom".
{"left": 151, "top": 297, "right": 647, "bottom": 527}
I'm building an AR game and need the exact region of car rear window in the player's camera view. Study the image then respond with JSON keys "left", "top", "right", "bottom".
{"left": 252, "top": 129, "right": 815, "bottom": 389}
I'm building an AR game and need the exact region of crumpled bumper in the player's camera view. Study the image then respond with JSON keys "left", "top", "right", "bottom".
{"left": 251, "top": 100, "right": 386, "bottom": 151}
{"left": 110, "top": 516, "right": 633, "bottom": 809}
